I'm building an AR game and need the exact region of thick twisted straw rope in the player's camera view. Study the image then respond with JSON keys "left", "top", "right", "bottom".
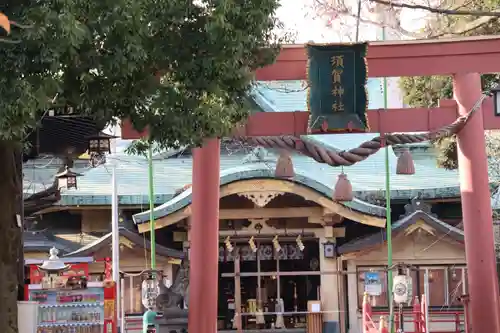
{"left": 234, "top": 84, "right": 496, "bottom": 167}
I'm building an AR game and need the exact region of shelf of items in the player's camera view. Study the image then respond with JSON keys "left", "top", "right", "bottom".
{"left": 30, "top": 287, "right": 106, "bottom": 333}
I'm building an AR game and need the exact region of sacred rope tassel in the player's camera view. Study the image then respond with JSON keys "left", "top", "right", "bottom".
{"left": 333, "top": 172, "right": 353, "bottom": 201}
{"left": 275, "top": 151, "right": 295, "bottom": 178}
{"left": 396, "top": 148, "right": 416, "bottom": 175}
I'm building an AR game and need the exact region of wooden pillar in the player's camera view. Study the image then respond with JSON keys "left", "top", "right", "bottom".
{"left": 234, "top": 255, "right": 242, "bottom": 332}
{"left": 453, "top": 73, "right": 500, "bottom": 333}
{"left": 188, "top": 138, "right": 221, "bottom": 333}
{"left": 319, "top": 236, "right": 340, "bottom": 333}
{"left": 307, "top": 300, "right": 323, "bottom": 333}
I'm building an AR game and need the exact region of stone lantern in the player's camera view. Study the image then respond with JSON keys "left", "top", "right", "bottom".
{"left": 38, "top": 247, "right": 70, "bottom": 288}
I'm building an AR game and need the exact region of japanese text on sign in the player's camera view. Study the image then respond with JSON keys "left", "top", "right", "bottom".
{"left": 331, "top": 55, "right": 345, "bottom": 113}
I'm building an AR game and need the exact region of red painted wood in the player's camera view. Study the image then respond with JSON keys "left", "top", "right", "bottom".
{"left": 255, "top": 36, "right": 500, "bottom": 80}
{"left": 121, "top": 120, "right": 147, "bottom": 139}
{"left": 121, "top": 37, "right": 500, "bottom": 139}
{"left": 104, "top": 283, "right": 117, "bottom": 333}
{"left": 188, "top": 139, "right": 220, "bottom": 333}
{"left": 454, "top": 73, "right": 500, "bottom": 333}
{"left": 121, "top": 98, "right": 497, "bottom": 138}
{"left": 28, "top": 263, "right": 89, "bottom": 284}
{"left": 24, "top": 284, "right": 29, "bottom": 301}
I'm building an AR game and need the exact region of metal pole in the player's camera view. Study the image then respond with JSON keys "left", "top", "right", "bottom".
{"left": 142, "top": 143, "right": 158, "bottom": 333}
{"left": 148, "top": 143, "right": 156, "bottom": 269}
{"left": 111, "top": 161, "right": 120, "bottom": 280}
{"left": 355, "top": 0, "right": 362, "bottom": 42}
{"left": 382, "top": 25, "right": 394, "bottom": 333}
{"left": 111, "top": 139, "right": 121, "bottom": 329}
{"left": 398, "top": 303, "right": 404, "bottom": 333}
{"left": 120, "top": 277, "right": 126, "bottom": 331}
{"left": 423, "top": 271, "right": 430, "bottom": 332}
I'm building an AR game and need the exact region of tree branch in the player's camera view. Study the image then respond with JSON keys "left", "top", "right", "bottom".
{"left": 369, "top": 0, "right": 500, "bottom": 17}
{"left": 0, "top": 38, "right": 22, "bottom": 44}
{"left": 9, "top": 21, "right": 33, "bottom": 29}
{"left": 312, "top": 0, "right": 426, "bottom": 38}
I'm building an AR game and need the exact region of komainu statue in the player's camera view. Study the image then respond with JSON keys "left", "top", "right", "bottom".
{"left": 155, "top": 256, "right": 189, "bottom": 333}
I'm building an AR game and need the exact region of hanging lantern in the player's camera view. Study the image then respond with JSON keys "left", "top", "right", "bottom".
{"left": 141, "top": 269, "right": 162, "bottom": 310}
{"left": 86, "top": 132, "right": 116, "bottom": 155}
{"left": 333, "top": 173, "right": 353, "bottom": 201}
{"left": 323, "top": 241, "right": 337, "bottom": 259}
{"left": 396, "top": 148, "right": 415, "bottom": 175}
{"left": 275, "top": 151, "right": 294, "bottom": 178}
{"left": 55, "top": 166, "right": 82, "bottom": 190}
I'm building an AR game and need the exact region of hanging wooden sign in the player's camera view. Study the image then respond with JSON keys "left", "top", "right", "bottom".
{"left": 307, "top": 43, "right": 369, "bottom": 133}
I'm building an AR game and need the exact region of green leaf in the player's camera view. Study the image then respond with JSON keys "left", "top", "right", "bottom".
{"left": 0, "top": 0, "right": 285, "bottom": 150}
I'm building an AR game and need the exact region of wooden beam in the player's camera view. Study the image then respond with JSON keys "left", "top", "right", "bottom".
{"left": 237, "top": 99, "right": 495, "bottom": 136}
{"left": 324, "top": 226, "right": 346, "bottom": 238}
{"left": 219, "top": 207, "right": 323, "bottom": 219}
{"left": 137, "top": 179, "right": 386, "bottom": 233}
{"left": 138, "top": 206, "right": 325, "bottom": 233}
{"left": 255, "top": 36, "right": 500, "bottom": 80}
{"left": 219, "top": 227, "right": 345, "bottom": 238}
{"left": 221, "top": 270, "right": 358, "bottom": 278}
{"left": 36, "top": 204, "right": 154, "bottom": 215}
{"left": 124, "top": 97, "right": 497, "bottom": 139}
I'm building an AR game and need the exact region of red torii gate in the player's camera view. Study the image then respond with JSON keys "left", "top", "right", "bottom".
{"left": 122, "top": 35, "right": 500, "bottom": 333}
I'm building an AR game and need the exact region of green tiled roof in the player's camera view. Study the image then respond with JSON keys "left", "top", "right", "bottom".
{"left": 24, "top": 80, "right": 464, "bottom": 209}
{"left": 254, "top": 79, "right": 385, "bottom": 112}
{"left": 50, "top": 133, "right": 462, "bottom": 208}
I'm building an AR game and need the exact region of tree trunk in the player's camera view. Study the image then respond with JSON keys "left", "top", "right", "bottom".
{"left": 0, "top": 140, "right": 23, "bottom": 333}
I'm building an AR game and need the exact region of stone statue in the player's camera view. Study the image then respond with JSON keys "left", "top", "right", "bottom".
{"left": 156, "top": 258, "right": 189, "bottom": 312}
{"left": 155, "top": 256, "right": 189, "bottom": 333}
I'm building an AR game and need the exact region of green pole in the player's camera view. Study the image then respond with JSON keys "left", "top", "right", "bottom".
{"left": 143, "top": 143, "right": 158, "bottom": 333}
{"left": 148, "top": 143, "right": 156, "bottom": 269}
{"left": 382, "top": 27, "right": 394, "bottom": 333}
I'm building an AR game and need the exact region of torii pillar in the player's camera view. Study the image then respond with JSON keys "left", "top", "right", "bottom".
{"left": 188, "top": 138, "right": 221, "bottom": 333}
{"left": 454, "top": 73, "right": 500, "bottom": 333}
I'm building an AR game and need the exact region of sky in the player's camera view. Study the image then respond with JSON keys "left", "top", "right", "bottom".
{"left": 277, "top": 0, "right": 337, "bottom": 42}
{"left": 276, "top": 0, "right": 429, "bottom": 43}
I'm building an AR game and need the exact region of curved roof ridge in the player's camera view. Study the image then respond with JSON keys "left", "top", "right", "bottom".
{"left": 133, "top": 165, "right": 386, "bottom": 225}
{"left": 250, "top": 86, "right": 278, "bottom": 112}
{"left": 338, "top": 200, "right": 464, "bottom": 255}
{"left": 24, "top": 230, "right": 81, "bottom": 254}
{"left": 64, "top": 227, "right": 184, "bottom": 259}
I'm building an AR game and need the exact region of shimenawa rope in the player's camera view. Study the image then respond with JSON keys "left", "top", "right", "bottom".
{"left": 234, "top": 81, "right": 499, "bottom": 167}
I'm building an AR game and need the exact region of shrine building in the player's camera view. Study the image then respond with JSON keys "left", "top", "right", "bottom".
{"left": 23, "top": 78, "right": 477, "bottom": 333}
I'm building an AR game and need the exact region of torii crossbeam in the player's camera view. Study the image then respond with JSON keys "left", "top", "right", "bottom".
{"left": 122, "top": 35, "right": 500, "bottom": 333}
